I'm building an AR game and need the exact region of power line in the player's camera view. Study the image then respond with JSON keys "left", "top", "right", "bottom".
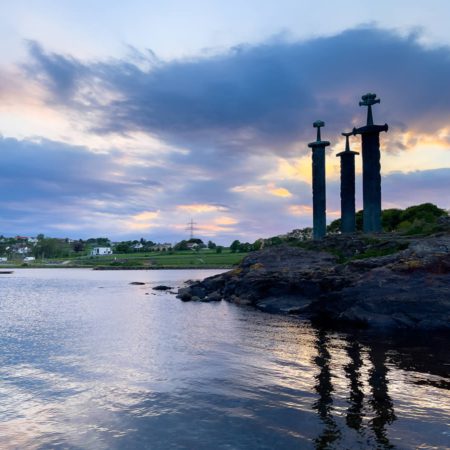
{"left": 185, "top": 218, "right": 198, "bottom": 240}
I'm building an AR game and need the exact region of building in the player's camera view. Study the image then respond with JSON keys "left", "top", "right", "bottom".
{"left": 0, "top": 257, "right": 7, "bottom": 263}
{"left": 90, "top": 247, "right": 113, "bottom": 256}
{"left": 151, "top": 243, "right": 172, "bottom": 252}
{"left": 24, "top": 256, "right": 35, "bottom": 262}
{"left": 12, "top": 245, "right": 31, "bottom": 255}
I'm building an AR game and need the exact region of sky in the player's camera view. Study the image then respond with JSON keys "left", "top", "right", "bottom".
{"left": 1, "top": 1, "right": 450, "bottom": 244}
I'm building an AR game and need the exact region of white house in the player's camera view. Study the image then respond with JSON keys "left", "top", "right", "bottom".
{"left": 15, "top": 246, "right": 31, "bottom": 255}
{"left": 24, "top": 256, "right": 35, "bottom": 262}
{"left": 91, "top": 247, "right": 113, "bottom": 256}
{"left": 0, "top": 257, "right": 7, "bottom": 263}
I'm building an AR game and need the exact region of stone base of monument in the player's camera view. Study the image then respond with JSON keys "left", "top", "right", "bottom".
{"left": 177, "top": 233, "right": 450, "bottom": 330}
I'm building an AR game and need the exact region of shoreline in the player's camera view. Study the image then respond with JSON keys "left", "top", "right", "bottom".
{"left": 0, "top": 265, "right": 232, "bottom": 271}
{"left": 176, "top": 233, "right": 450, "bottom": 330}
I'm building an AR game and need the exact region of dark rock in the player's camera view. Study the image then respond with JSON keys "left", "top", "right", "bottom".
{"left": 177, "top": 287, "right": 192, "bottom": 301}
{"left": 130, "top": 282, "right": 146, "bottom": 285}
{"left": 189, "top": 285, "right": 206, "bottom": 299}
{"left": 153, "top": 285, "right": 173, "bottom": 291}
{"left": 256, "top": 295, "right": 312, "bottom": 314}
{"left": 178, "top": 234, "right": 450, "bottom": 330}
{"left": 205, "top": 291, "right": 222, "bottom": 302}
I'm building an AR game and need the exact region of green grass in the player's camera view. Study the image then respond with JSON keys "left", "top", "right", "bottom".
{"left": 350, "top": 244, "right": 409, "bottom": 261}
{"left": 11, "top": 249, "right": 248, "bottom": 269}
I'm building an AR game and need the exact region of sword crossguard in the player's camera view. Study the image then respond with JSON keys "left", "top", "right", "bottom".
{"left": 359, "top": 93, "right": 380, "bottom": 125}
{"left": 341, "top": 131, "right": 353, "bottom": 152}
{"left": 313, "top": 120, "right": 325, "bottom": 141}
{"left": 313, "top": 120, "right": 325, "bottom": 128}
{"left": 359, "top": 93, "right": 380, "bottom": 107}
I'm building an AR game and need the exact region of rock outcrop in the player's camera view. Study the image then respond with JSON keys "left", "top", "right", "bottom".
{"left": 177, "top": 234, "right": 450, "bottom": 330}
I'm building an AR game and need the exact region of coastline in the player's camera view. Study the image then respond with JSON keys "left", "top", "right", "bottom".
{"left": 176, "top": 232, "right": 450, "bottom": 330}
{"left": 0, "top": 264, "right": 234, "bottom": 270}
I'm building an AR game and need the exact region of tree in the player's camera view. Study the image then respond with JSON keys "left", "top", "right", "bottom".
{"left": 33, "top": 238, "right": 70, "bottom": 258}
{"left": 115, "top": 242, "right": 132, "bottom": 253}
{"left": 207, "top": 240, "right": 217, "bottom": 250}
{"left": 188, "top": 238, "right": 204, "bottom": 247}
{"left": 381, "top": 208, "right": 403, "bottom": 231}
{"left": 230, "top": 240, "right": 241, "bottom": 253}
{"left": 401, "top": 203, "right": 447, "bottom": 223}
{"left": 72, "top": 240, "right": 84, "bottom": 252}
{"left": 327, "top": 203, "right": 448, "bottom": 234}
{"left": 215, "top": 246, "right": 223, "bottom": 254}
{"left": 237, "top": 242, "right": 252, "bottom": 252}
{"left": 174, "top": 240, "right": 188, "bottom": 251}
{"left": 95, "top": 237, "right": 111, "bottom": 246}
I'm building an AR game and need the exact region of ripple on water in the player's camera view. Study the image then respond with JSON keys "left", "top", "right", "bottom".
{"left": 0, "top": 269, "right": 449, "bottom": 449}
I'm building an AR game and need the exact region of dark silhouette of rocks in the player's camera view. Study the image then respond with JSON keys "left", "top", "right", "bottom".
{"left": 177, "top": 232, "right": 450, "bottom": 330}
{"left": 152, "top": 285, "right": 173, "bottom": 291}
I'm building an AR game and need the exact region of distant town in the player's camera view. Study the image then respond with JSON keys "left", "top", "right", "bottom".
{"left": 0, "top": 228, "right": 313, "bottom": 269}
{"left": 0, "top": 235, "right": 223, "bottom": 261}
{"left": 1, "top": 203, "right": 447, "bottom": 269}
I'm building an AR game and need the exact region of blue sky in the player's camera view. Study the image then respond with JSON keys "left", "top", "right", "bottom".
{"left": 1, "top": 1, "right": 450, "bottom": 243}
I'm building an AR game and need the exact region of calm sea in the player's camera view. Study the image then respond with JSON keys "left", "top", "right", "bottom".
{"left": 0, "top": 269, "right": 449, "bottom": 449}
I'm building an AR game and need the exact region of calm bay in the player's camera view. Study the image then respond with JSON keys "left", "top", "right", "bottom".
{"left": 0, "top": 269, "right": 449, "bottom": 449}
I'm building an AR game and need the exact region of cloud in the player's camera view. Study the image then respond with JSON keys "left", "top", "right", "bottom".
{"left": 382, "top": 168, "right": 450, "bottom": 207}
{"left": 268, "top": 186, "right": 292, "bottom": 198}
{"left": 0, "top": 136, "right": 163, "bottom": 236}
{"left": 288, "top": 205, "right": 313, "bottom": 216}
{"left": 176, "top": 203, "right": 229, "bottom": 214}
{"left": 2, "top": 27, "right": 450, "bottom": 241}
{"left": 25, "top": 27, "right": 450, "bottom": 155}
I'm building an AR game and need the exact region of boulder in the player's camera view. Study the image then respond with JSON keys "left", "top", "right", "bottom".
{"left": 152, "top": 285, "right": 173, "bottom": 291}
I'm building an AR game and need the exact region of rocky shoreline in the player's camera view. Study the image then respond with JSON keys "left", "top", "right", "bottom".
{"left": 177, "top": 233, "right": 450, "bottom": 330}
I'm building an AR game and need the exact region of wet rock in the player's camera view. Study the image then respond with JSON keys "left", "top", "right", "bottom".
{"left": 153, "top": 285, "right": 173, "bottom": 291}
{"left": 130, "top": 281, "right": 146, "bottom": 285}
{"left": 205, "top": 291, "right": 222, "bottom": 302}
{"left": 189, "top": 285, "right": 206, "bottom": 299}
{"left": 177, "top": 287, "right": 192, "bottom": 301}
{"left": 178, "top": 234, "right": 450, "bottom": 330}
{"left": 256, "top": 295, "right": 312, "bottom": 314}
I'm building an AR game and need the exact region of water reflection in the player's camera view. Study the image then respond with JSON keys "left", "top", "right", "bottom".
{"left": 313, "top": 331, "right": 400, "bottom": 449}
{"left": 0, "top": 270, "right": 449, "bottom": 449}
{"left": 345, "top": 341, "right": 364, "bottom": 433}
{"left": 368, "top": 345, "right": 396, "bottom": 449}
{"left": 313, "top": 330, "right": 341, "bottom": 449}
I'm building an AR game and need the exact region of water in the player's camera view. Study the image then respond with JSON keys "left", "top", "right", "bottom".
{"left": 0, "top": 269, "right": 449, "bottom": 449}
